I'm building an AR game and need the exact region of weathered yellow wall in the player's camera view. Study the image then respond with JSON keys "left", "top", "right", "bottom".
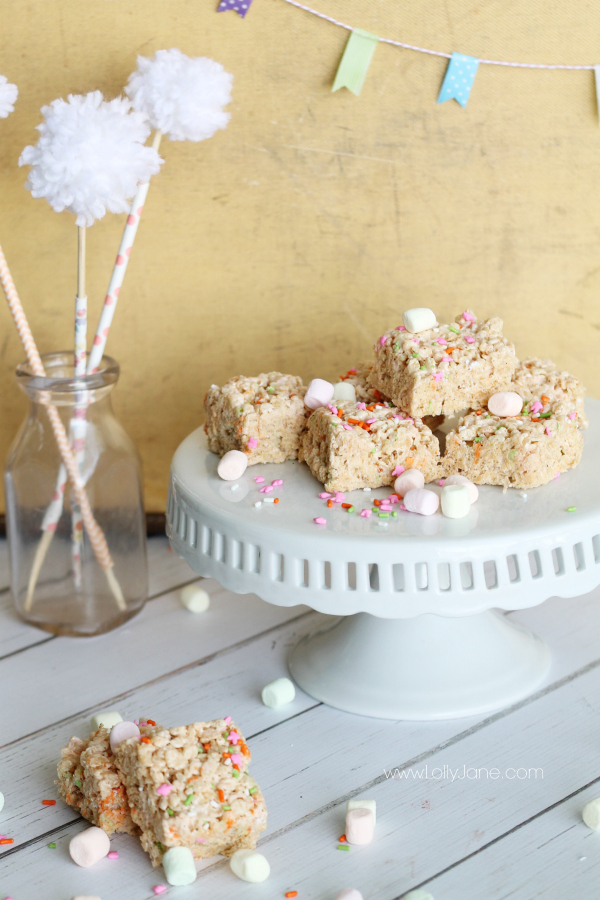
{"left": 1, "top": 0, "right": 598, "bottom": 511}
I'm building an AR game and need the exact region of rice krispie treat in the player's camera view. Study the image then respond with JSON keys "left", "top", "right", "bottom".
{"left": 57, "top": 725, "right": 147, "bottom": 835}
{"left": 205, "top": 372, "right": 307, "bottom": 464}
{"left": 300, "top": 400, "right": 441, "bottom": 492}
{"left": 371, "top": 310, "right": 517, "bottom": 418}
{"left": 443, "top": 408, "right": 583, "bottom": 489}
{"left": 339, "top": 362, "right": 444, "bottom": 431}
{"left": 114, "top": 718, "right": 266, "bottom": 867}
{"left": 512, "top": 357, "right": 588, "bottom": 429}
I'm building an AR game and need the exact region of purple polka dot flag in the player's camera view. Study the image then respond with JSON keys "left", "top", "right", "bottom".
{"left": 217, "top": 0, "right": 254, "bottom": 17}
{"left": 437, "top": 53, "right": 480, "bottom": 108}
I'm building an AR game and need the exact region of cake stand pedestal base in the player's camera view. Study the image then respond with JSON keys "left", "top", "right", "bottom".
{"left": 289, "top": 609, "right": 550, "bottom": 720}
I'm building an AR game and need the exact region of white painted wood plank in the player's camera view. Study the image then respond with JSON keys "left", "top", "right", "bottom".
{"left": 0, "top": 578, "right": 309, "bottom": 745}
{"left": 146, "top": 536, "right": 198, "bottom": 598}
{"left": 0, "top": 538, "right": 9, "bottom": 591}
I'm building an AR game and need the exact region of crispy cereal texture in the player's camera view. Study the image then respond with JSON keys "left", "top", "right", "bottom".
{"left": 512, "top": 357, "right": 588, "bottom": 429}
{"left": 204, "top": 372, "right": 307, "bottom": 464}
{"left": 57, "top": 727, "right": 144, "bottom": 835}
{"left": 114, "top": 719, "right": 267, "bottom": 867}
{"left": 338, "top": 362, "right": 390, "bottom": 405}
{"left": 371, "top": 311, "right": 517, "bottom": 418}
{"left": 443, "top": 409, "right": 583, "bottom": 489}
{"left": 299, "top": 400, "right": 441, "bottom": 492}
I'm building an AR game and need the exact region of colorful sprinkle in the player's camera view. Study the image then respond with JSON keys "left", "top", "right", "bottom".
{"left": 272, "top": 479, "right": 283, "bottom": 486}
{"left": 437, "top": 479, "right": 445, "bottom": 486}
{"left": 360, "top": 509, "right": 372, "bottom": 518}
{"left": 156, "top": 783, "right": 172, "bottom": 796}
{"left": 48, "top": 842, "right": 56, "bottom": 849}
{"left": 259, "top": 485, "right": 274, "bottom": 493}
{"left": 379, "top": 335, "right": 387, "bottom": 346}
{"left": 392, "top": 465, "right": 405, "bottom": 476}
{"left": 108, "top": 851, "right": 119, "bottom": 859}
{"left": 396, "top": 324, "right": 407, "bottom": 331}
{"left": 228, "top": 731, "right": 240, "bottom": 744}
{"left": 153, "top": 887, "right": 167, "bottom": 896}
{"left": 530, "top": 400, "right": 544, "bottom": 414}
{"left": 433, "top": 372, "right": 444, "bottom": 382}
{"left": 462, "top": 311, "right": 475, "bottom": 322}
{"left": 231, "top": 753, "right": 243, "bottom": 765}
{"left": 42, "top": 800, "right": 56, "bottom": 806}
{"left": 224, "top": 716, "right": 231, "bottom": 724}
{"left": 285, "top": 893, "right": 298, "bottom": 899}
{"left": 567, "top": 506, "right": 577, "bottom": 512}
{"left": 378, "top": 512, "right": 389, "bottom": 518}
{"left": 196, "top": 837, "right": 206, "bottom": 842}
{"left": 249, "top": 786, "right": 258, "bottom": 795}
{"left": 313, "top": 517, "right": 326, "bottom": 525}
{"left": 247, "top": 437, "right": 258, "bottom": 449}
{"left": 254, "top": 476, "right": 265, "bottom": 483}
{"left": 319, "top": 492, "right": 332, "bottom": 499}
{"left": 0, "top": 839, "right": 14, "bottom": 845}
{"left": 337, "top": 844, "right": 351, "bottom": 851}
{"left": 465, "top": 336, "right": 475, "bottom": 344}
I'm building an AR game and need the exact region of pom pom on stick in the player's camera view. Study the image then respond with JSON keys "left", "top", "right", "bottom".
{"left": 0, "top": 76, "right": 18, "bottom": 118}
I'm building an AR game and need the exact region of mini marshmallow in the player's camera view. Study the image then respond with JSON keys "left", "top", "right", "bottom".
{"left": 582, "top": 797, "right": 600, "bottom": 830}
{"left": 305, "top": 378, "right": 335, "bottom": 410}
{"left": 180, "top": 584, "right": 210, "bottom": 613}
{"left": 402, "top": 307, "right": 437, "bottom": 333}
{"left": 443, "top": 473, "right": 478, "bottom": 503}
{"left": 333, "top": 381, "right": 357, "bottom": 403}
{"left": 441, "top": 484, "right": 471, "bottom": 519}
{"left": 109, "top": 721, "right": 140, "bottom": 753}
{"left": 345, "top": 807, "right": 375, "bottom": 845}
{"left": 403, "top": 892, "right": 435, "bottom": 900}
{"left": 261, "top": 677, "right": 296, "bottom": 708}
{"left": 334, "top": 891, "right": 364, "bottom": 900}
{"left": 230, "top": 849, "right": 271, "bottom": 883}
{"left": 487, "top": 391, "right": 523, "bottom": 417}
{"left": 403, "top": 488, "right": 439, "bottom": 516}
{"left": 90, "top": 710, "right": 123, "bottom": 732}
{"left": 347, "top": 798, "right": 376, "bottom": 825}
{"left": 69, "top": 827, "right": 110, "bottom": 868}
{"left": 162, "top": 846, "right": 197, "bottom": 885}
{"left": 217, "top": 449, "right": 248, "bottom": 481}
{"left": 394, "top": 469, "right": 425, "bottom": 497}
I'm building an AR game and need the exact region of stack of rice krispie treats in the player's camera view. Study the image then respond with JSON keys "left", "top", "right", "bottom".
{"left": 204, "top": 309, "right": 586, "bottom": 491}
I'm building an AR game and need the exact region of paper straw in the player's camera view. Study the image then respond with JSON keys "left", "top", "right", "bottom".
{"left": 0, "top": 243, "right": 126, "bottom": 611}
{"left": 70, "top": 226, "right": 88, "bottom": 588}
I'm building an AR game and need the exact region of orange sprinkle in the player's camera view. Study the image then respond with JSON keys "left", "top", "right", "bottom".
{"left": 327, "top": 500, "right": 333, "bottom": 508}
{"left": 541, "top": 395, "right": 550, "bottom": 404}
{"left": 218, "top": 789, "right": 225, "bottom": 803}
{"left": 347, "top": 418, "right": 362, "bottom": 426}
{"left": 146, "top": 719, "right": 156, "bottom": 726}
{"left": 286, "top": 893, "right": 298, "bottom": 898}
{"left": 366, "top": 404, "right": 376, "bottom": 411}
{"left": 42, "top": 800, "right": 56, "bottom": 806}
{"left": 140, "top": 737, "right": 152, "bottom": 744}
{"left": 232, "top": 764, "right": 240, "bottom": 771}
{"left": 204, "top": 743, "right": 211, "bottom": 752}
{"left": 240, "top": 743, "right": 250, "bottom": 757}
{"left": 0, "top": 838, "right": 14, "bottom": 845}
{"left": 475, "top": 409, "right": 483, "bottom": 415}
{"left": 406, "top": 457, "right": 414, "bottom": 466}
{"left": 222, "top": 752, "right": 231, "bottom": 759}
{"left": 341, "top": 503, "right": 352, "bottom": 509}
{"left": 531, "top": 417, "right": 541, "bottom": 423}
{"left": 373, "top": 389, "right": 382, "bottom": 400}
{"left": 360, "top": 423, "right": 371, "bottom": 431}
{"left": 475, "top": 443, "right": 482, "bottom": 460}
{"left": 373, "top": 499, "right": 382, "bottom": 507}
{"left": 274, "top": 498, "right": 280, "bottom": 504}
{"left": 226, "top": 818, "right": 234, "bottom": 830}
{"left": 339, "top": 834, "right": 346, "bottom": 842}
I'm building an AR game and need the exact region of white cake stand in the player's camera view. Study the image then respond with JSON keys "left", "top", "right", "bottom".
{"left": 167, "top": 400, "right": 600, "bottom": 720}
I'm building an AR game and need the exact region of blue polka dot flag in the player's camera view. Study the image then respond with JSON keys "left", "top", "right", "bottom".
{"left": 217, "top": 0, "right": 253, "bottom": 18}
{"left": 437, "top": 53, "right": 480, "bottom": 108}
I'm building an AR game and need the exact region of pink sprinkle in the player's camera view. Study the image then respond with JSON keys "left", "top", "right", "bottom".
{"left": 379, "top": 335, "right": 388, "bottom": 346}
{"left": 379, "top": 505, "right": 393, "bottom": 512}
{"left": 366, "top": 418, "right": 377, "bottom": 425}
{"left": 108, "top": 851, "right": 119, "bottom": 859}
{"left": 568, "top": 411, "right": 577, "bottom": 420}
{"left": 545, "top": 427, "right": 552, "bottom": 436}
{"left": 314, "top": 517, "right": 326, "bottom": 525}
{"left": 196, "top": 837, "right": 206, "bottom": 843}
{"left": 356, "top": 402, "right": 367, "bottom": 410}
{"left": 156, "top": 783, "right": 172, "bottom": 796}
{"left": 530, "top": 400, "right": 544, "bottom": 414}
{"left": 228, "top": 731, "right": 240, "bottom": 745}
{"left": 272, "top": 479, "right": 283, "bottom": 487}
{"left": 319, "top": 492, "right": 332, "bottom": 499}
{"left": 411, "top": 338, "right": 419, "bottom": 344}
{"left": 247, "top": 437, "right": 258, "bottom": 449}
{"left": 438, "top": 479, "right": 445, "bottom": 486}
{"left": 224, "top": 716, "right": 232, "bottom": 725}
{"left": 254, "top": 476, "right": 265, "bottom": 483}
{"left": 334, "top": 492, "right": 345, "bottom": 502}
{"left": 388, "top": 494, "right": 399, "bottom": 504}
{"left": 259, "top": 485, "right": 274, "bottom": 493}
{"left": 553, "top": 472, "right": 561, "bottom": 480}
{"left": 230, "top": 753, "right": 243, "bottom": 765}
{"left": 153, "top": 887, "right": 167, "bottom": 896}
{"left": 392, "top": 465, "right": 405, "bottom": 476}
{"left": 436, "top": 337, "right": 447, "bottom": 346}
{"left": 360, "top": 509, "right": 372, "bottom": 518}
{"left": 342, "top": 423, "right": 353, "bottom": 431}
{"left": 400, "top": 503, "right": 407, "bottom": 511}
{"left": 327, "top": 404, "right": 337, "bottom": 414}
{"left": 465, "top": 336, "right": 475, "bottom": 344}
{"left": 462, "top": 311, "right": 475, "bottom": 322}
{"left": 395, "top": 325, "right": 407, "bottom": 331}
{"left": 441, "top": 356, "right": 453, "bottom": 363}
{"left": 433, "top": 372, "right": 444, "bottom": 382}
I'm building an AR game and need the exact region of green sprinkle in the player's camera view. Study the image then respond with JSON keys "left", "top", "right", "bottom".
{"left": 337, "top": 844, "right": 351, "bottom": 851}
{"left": 473, "top": 436, "right": 483, "bottom": 443}
{"left": 540, "top": 411, "right": 552, "bottom": 418}
{"left": 448, "top": 325, "right": 460, "bottom": 334}
{"left": 249, "top": 787, "right": 257, "bottom": 795}
{"left": 167, "top": 809, "right": 175, "bottom": 816}
{"left": 347, "top": 506, "right": 354, "bottom": 513}
{"left": 232, "top": 769, "right": 240, "bottom": 778}
{"left": 412, "top": 352, "right": 420, "bottom": 358}
{"left": 73, "top": 779, "right": 82, "bottom": 788}
{"left": 378, "top": 512, "right": 389, "bottom": 518}
{"left": 392, "top": 511, "right": 398, "bottom": 517}
{"left": 567, "top": 506, "right": 577, "bottom": 512}
{"left": 211, "top": 784, "right": 216, "bottom": 789}
{"left": 370, "top": 448, "right": 377, "bottom": 454}
{"left": 420, "top": 365, "right": 427, "bottom": 371}
{"left": 267, "top": 386, "right": 275, "bottom": 393}
{"left": 393, "top": 343, "right": 401, "bottom": 350}
{"left": 48, "top": 842, "right": 56, "bottom": 849}
{"left": 184, "top": 795, "right": 194, "bottom": 806}
{"left": 156, "top": 842, "right": 166, "bottom": 851}
{"left": 509, "top": 449, "right": 517, "bottom": 459}
{"left": 484, "top": 414, "right": 491, "bottom": 418}
{"left": 496, "top": 425, "right": 506, "bottom": 431}
{"left": 198, "top": 747, "right": 205, "bottom": 754}
{"left": 222, "top": 804, "right": 232, "bottom": 811}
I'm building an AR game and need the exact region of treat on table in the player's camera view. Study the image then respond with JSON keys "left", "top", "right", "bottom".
{"left": 300, "top": 400, "right": 441, "bottom": 492}
{"left": 370, "top": 310, "right": 518, "bottom": 418}
{"left": 511, "top": 357, "right": 588, "bottom": 429}
{"left": 114, "top": 718, "right": 267, "bottom": 867}
{"left": 443, "top": 407, "right": 583, "bottom": 489}
{"left": 338, "top": 362, "right": 390, "bottom": 405}
{"left": 205, "top": 372, "right": 307, "bottom": 464}
{"left": 57, "top": 726, "right": 145, "bottom": 835}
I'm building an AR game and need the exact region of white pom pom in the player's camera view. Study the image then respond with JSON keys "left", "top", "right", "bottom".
{"left": 0, "top": 76, "right": 18, "bottom": 118}
{"left": 125, "top": 48, "right": 232, "bottom": 142}
{"left": 19, "top": 92, "right": 163, "bottom": 227}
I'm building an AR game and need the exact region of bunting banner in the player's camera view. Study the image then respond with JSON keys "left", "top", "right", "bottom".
{"left": 332, "top": 29, "right": 379, "bottom": 97}
{"left": 437, "top": 53, "right": 480, "bottom": 108}
{"left": 217, "top": 0, "right": 254, "bottom": 18}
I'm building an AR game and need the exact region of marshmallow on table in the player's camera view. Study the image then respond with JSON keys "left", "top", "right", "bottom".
{"left": 443, "top": 473, "right": 478, "bottom": 504}
{"left": 333, "top": 381, "right": 357, "bottom": 403}
{"left": 487, "top": 391, "right": 523, "bottom": 417}
{"left": 346, "top": 798, "right": 376, "bottom": 825}
{"left": 230, "top": 849, "right": 271, "bottom": 883}
{"left": 162, "top": 846, "right": 197, "bottom": 885}
{"left": 305, "top": 378, "right": 335, "bottom": 410}
{"left": 441, "top": 484, "right": 471, "bottom": 519}
{"left": 403, "top": 488, "right": 439, "bottom": 516}
{"left": 109, "top": 721, "right": 140, "bottom": 754}
{"left": 334, "top": 891, "right": 364, "bottom": 900}
{"left": 180, "top": 583, "right": 210, "bottom": 613}
{"left": 217, "top": 449, "right": 248, "bottom": 481}
{"left": 394, "top": 468, "right": 425, "bottom": 497}
{"left": 345, "top": 807, "right": 375, "bottom": 845}
{"left": 582, "top": 797, "right": 600, "bottom": 830}
{"left": 262, "top": 676, "right": 296, "bottom": 708}
{"left": 402, "top": 307, "right": 437, "bottom": 333}
{"left": 90, "top": 710, "right": 123, "bottom": 732}
{"left": 69, "top": 827, "right": 111, "bottom": 868}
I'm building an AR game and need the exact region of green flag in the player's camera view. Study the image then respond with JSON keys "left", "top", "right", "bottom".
{"left": 332, "top": 29, "right": 379, "bottom": 96}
